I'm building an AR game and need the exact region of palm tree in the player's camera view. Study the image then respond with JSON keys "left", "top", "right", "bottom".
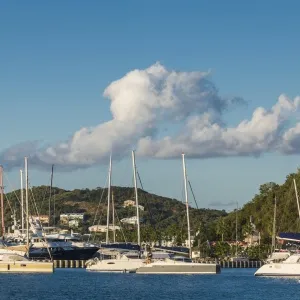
{"left": 216, "top": 217, "right": 228, "bottom": 242}
{"left": 242, "top": 222, "right": 254, "bottom": 245}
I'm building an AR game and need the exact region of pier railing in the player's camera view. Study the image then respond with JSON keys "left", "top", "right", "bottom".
{"left": 218, "top": 260, "right": 263, "bottom": 268}
{"left": 40, "top": 259, "right": 264, "bottom": 269}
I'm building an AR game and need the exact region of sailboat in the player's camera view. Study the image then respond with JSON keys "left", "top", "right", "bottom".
{"left": 136, "top": 153, "right": 221, "bottom": 274}
{"left": 86, "top": 151, "right": 146, "bottom": 272}
{"left": 0, "top": 159, "right": 54, "bottom": 273}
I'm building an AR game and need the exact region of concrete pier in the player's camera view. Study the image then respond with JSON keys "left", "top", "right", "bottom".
{"left": 218, "top": 260, "right": 263, "bottom": 268}
{"left": 53, "top": 260, "right": 86, "bottom": 268}
{"left": 50, "top": 260, "right": 263, "bottom": 269}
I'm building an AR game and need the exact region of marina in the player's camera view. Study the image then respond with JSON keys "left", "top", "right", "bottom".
{"left": 0, "top": 155, "right": 298, "bottom": 277}
{"left": 1, "top": 1, "right": 300, "bottom": 299}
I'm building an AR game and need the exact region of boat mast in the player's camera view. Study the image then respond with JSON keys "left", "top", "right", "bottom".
{"left": 106, "top": 154, "right": 112, "bottom": 244}
{"left": 182, "top": 153, "right": 192, "bottom": 259}
{"left": 112, "top": 191, "right": 116, "bottom": 243}
{"left": 0, "top": 165, "right": 5, "bottom": 237}
{"left": 293, "top": 179, "right": 300, "bottom": 220}
{"left": 132, "top": 150, "right": 141, "bottom": 247}
{"left": 20, "top": 169, "right": 24, "bottom": 233}
{"left": 49, "top": 164, "right": 54, "bottom": 227}
{"left": 25, "top": 157, "right": 30, "bottom": 252}
{"left": 271, "top": 196, "right": 277, "bottom": 253}
{"left": 235, "top": 202, "right": 238, "bottom": 257}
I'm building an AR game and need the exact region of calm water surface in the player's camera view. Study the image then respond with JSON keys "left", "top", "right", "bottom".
{"left": 0, "top": 268, "right": 300, "bottom": 300}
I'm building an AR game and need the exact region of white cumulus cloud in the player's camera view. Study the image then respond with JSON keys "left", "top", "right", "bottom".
{"left": 1, "top": 63, "right": 300, "bottom": 170}
{"left": 136, "top": 94, "right": 300, "bottom": 158}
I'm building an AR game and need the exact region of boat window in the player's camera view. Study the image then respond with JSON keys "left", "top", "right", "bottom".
{"left": 171, "top": 256, "right": 192, "bottom": 262}
{"left": 107, "top": 262, "right": 115, "bottom": 264}
{"left": 171, "top": 258, "right": 181, "bottom": 261}
{"left": 8, "top": 255, "right": 28, "bottom": 261}
{"left": 94, "top": 253, "right": 101, "bottom": 259}
{"left": 62, "top": 247, "right": 73, "bottom": 251}
{"left": 125, "top": 255, "right": 139, "bottom": 259}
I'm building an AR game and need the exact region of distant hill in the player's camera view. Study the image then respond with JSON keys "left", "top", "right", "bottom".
{"left": 4, "top": 169, "right": 300, "bottom": 246}
{"left": 2, "top": 185, "right": 227, "bottom": 243}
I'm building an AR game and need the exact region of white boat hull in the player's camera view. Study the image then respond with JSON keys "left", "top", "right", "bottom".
{"left": 0, "top": 261, "right": 54, "bottom": 273}
{"left": 255, "top": 263, "right": 300, "bottom": 276}
{"left": 86, "top": 259, "right": 145, "bottom": 273}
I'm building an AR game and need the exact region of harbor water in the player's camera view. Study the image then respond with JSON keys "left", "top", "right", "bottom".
{"left": 1, "top": 268, "right": 300, "bottom": 300}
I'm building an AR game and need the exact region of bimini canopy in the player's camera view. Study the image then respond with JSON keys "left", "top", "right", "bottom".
{"left": 277, "top": 232, "right": 300, "bottom": 242}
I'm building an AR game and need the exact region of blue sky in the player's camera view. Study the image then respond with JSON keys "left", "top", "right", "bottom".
{"left": 1, "top": 0, "right": 300, "bottom": 211}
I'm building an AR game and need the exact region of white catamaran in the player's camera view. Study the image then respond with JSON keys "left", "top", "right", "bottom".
{"left": 255, "top": 253, "right": 300, "bottom": 276}
{"left": 86, "top": 151, "right": 145, "bottom": 272}
{"left": 255, "top": 178, "right": 300, "bottom": 277}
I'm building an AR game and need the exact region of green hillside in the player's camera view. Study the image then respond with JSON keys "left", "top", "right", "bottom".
{"left": 220, "top": 169, "right": 300, "bottom": 244}
{"left": 3, "top": 185, "right": 227, "bottom": 243}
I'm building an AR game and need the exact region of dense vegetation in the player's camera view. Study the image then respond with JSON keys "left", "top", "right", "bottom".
{"left": 217, "top": 169, "right": 300, "bottom": 244}
{"left": 2, "top": 185, "right": 226, "bottom": 244}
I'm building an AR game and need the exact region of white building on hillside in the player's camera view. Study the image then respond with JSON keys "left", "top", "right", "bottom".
{"left": 120, "top": 216, "right": 142, "bottom": 225}
{"left": 123, "top": 200, "right": 144, "bottom": 211}
{"left": 123, "top": 200, "right": 135, "bottom": 207}
{"left": 88, "top": 225, "right": 120, "bottom": 233}
{"left": 60, "top": 213, "right": 85, "bottom": 228}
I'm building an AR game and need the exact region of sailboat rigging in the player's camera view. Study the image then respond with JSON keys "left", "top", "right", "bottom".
{"left": 132, "top": 150, "right": 141, "bottom": 248}
{"left": 85, "top": 151, "right": 144, "bottom": 272}
{"left": 0, "top": 166, "right": 4, "bottom": 237}
{"left": 20, "top": 169, "right": 24, "bottom": 234}
{"left": 136, "top": 153, "right": 221, "bottom": 274}
{"left": 182, "top": 153, "right": 191, "bottom": 258}
{"left": 106, "top": 154, "right": 112, "bottom": 244}
{"left": 48, "top": 164, "right": 54, "bottom": 227}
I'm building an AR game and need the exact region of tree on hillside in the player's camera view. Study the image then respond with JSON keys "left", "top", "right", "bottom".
{"left": 216, "top": 217, "right": 229, "bottom": 242}
{"left": 259, "top": 182, "right": 278, "bottom": 196}
{"left": 213, "top": 241, "right": 230, "bottom": 258}
{"left": 242, "top": 221, "right": 255, "bottom": 244}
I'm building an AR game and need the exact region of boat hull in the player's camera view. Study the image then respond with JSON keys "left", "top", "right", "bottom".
{"left": 0, "top": 261, "right": 54, "bottom": 273}
{"left": 29, "top": 247, "right": 99, "bottom": 260}
{"left": 86, "top": 259, "right": 145, "bottom": 273}
{"left": 136, "top": 263, "right": 221, "bottom": 274}
{"left": 255, "top": 263, "right": 300, "bottom": 276}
